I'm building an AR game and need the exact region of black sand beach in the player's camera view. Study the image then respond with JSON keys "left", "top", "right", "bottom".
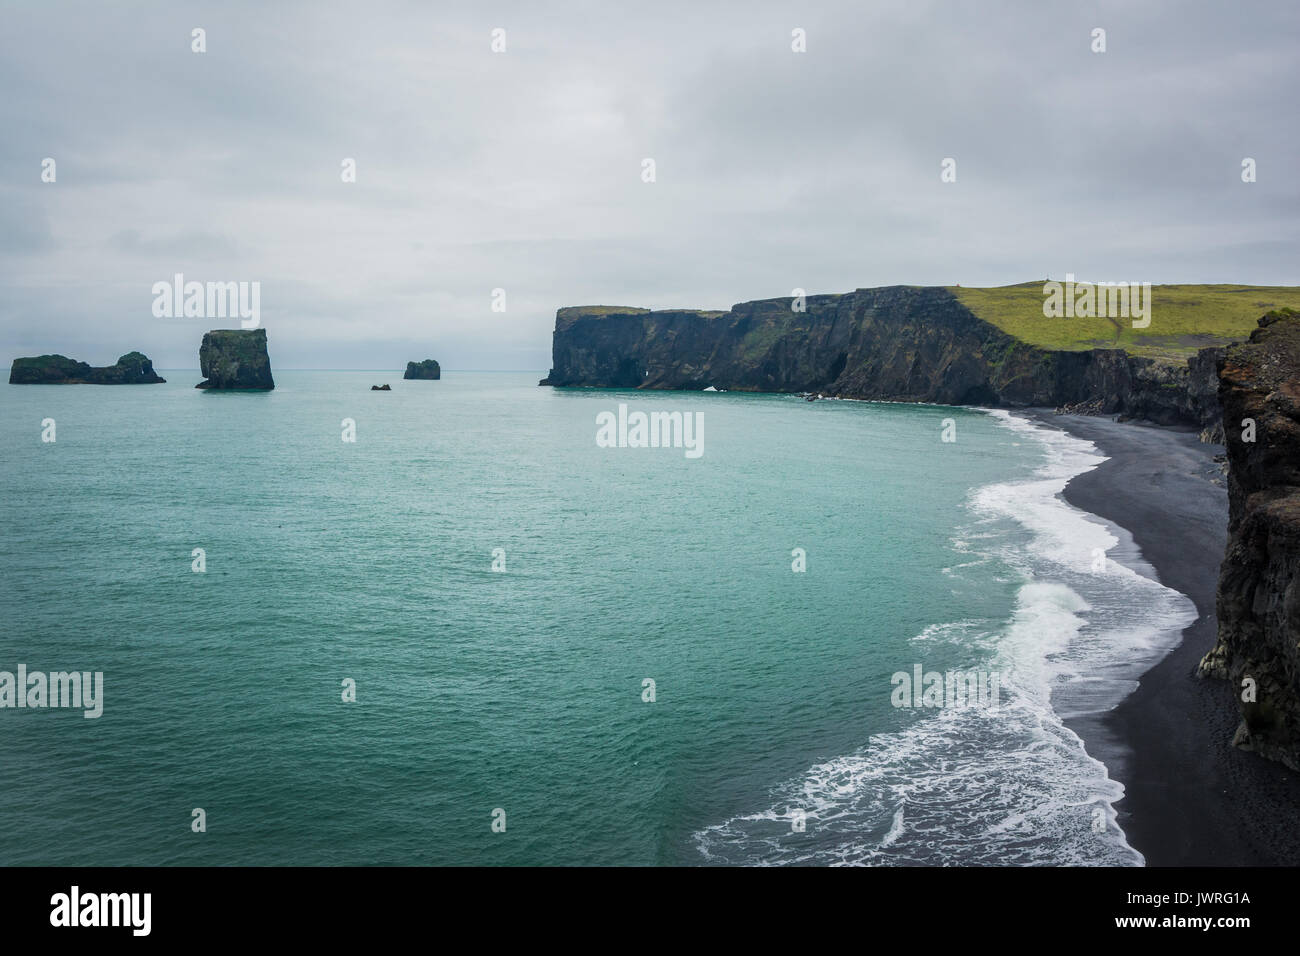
{"left": 1023, "top": 411, "right": 1300, "bottom": 866}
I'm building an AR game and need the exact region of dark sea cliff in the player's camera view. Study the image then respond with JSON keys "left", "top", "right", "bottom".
{"left": 541, "top": 286, "right": 1225, "bottom": 434}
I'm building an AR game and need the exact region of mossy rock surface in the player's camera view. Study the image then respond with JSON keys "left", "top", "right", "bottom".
{"left": 196, "top": 329, "right": 274, "bottom": 390}
{"left": 9, "top": 351, "right": 164, "bottom": 384}
{"left": 403, "top": 359, "right": 441, "bottom": 380}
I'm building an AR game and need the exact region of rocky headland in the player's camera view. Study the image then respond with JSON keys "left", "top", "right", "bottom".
{"left": 404, "top": 359, "right": 441, "bottom": 380}
{"left": 195, "top": 329, "right": 275, "bottom": 390}
{"left": 9, "top": 351, "right": 165, "bottom": 384}
{"left": 543, "top": 285, "right": 1300, "bottom": 782}
{"left": 540, "top": 286, "right": 1229, "bottom": 434}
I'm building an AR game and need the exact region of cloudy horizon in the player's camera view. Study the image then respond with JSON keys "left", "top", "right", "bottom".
{"left": 2, "top": 0, "right": 1296, "bottom": 370}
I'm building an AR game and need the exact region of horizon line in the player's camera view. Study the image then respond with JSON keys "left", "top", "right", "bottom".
{"left": 150, "top": 368, "right": 546, "bottom": 372}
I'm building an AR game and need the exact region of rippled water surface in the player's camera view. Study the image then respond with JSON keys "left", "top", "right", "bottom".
{"left": 0, "top": 372, "right": 1189, "bottom": 864}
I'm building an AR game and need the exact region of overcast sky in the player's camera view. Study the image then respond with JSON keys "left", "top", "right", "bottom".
{"left": 2, "top": 0, "right": 1296, "bottom": 370}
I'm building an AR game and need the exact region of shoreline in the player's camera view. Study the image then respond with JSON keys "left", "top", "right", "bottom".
{"left": 1018, "top": 409, "right": 1300, "bottom": 866}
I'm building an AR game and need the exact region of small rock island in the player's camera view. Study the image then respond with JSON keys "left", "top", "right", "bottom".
{"left": 196, "top": 329, "right": 275, "bottom": 390}
{"left": 9, "top": 351, "right": 165, "bottom": 384}
{"left": 404, "top": 359, "right": 440, "bottom": 380}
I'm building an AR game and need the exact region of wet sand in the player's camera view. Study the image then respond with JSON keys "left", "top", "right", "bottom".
{"left": 1021, "top": 410, "right": 1300, "bottom": 866}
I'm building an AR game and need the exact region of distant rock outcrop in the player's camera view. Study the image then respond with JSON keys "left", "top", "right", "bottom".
{"left": 195, "top": 329, "right": 274, "bottom": 390}
{"left": 9, "top": 351, "right": 165, "bottom": 384}
{"left": 371, "top": 384, "right": 391, "bottom": 390}
{"left": 404, "top": 359, "right": 440, "bottom": 380}
{"left": 1198, "top": 308, "right": 1300, "bottom": 769}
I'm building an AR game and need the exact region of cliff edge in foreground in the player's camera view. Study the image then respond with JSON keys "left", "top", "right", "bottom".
{"left": 9, "top": 351, "right": 165, "bottom": 384}
{"left": 196, "top": 329, "right": 274, "bottom": 390}
{"left": 1199, "top": 309, "right": 1300, "bottom": 769}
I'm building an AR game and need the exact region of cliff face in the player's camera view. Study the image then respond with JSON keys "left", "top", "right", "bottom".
{"left": 540, "top": 286, "right": 1223, "bottom": 430}
{"left": 196, "top": 329, "right": 274, "bottom": 390}
{"left": 1199, "top": 309, "right": 1300, "bottom": 769}
{"left": 404, "top": 359, "right": 440, "bottom": 380}
{"left": 9, "top": 351, "right": 165, "bottom": 384}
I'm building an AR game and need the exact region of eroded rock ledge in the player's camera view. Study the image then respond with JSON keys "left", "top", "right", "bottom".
{"left": 9, "top": 351, "right": 165, "bottom": 384}
{"left": 1199, "top": 309, "right": 1300, "bottom": 769}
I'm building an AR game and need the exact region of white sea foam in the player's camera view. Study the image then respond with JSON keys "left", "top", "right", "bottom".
{"left": 693, "top": 409, "right": 1196, "bottom": 866}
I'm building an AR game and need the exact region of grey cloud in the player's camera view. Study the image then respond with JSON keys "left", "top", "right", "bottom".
{"left": 109, "top": 229, "right": 245, "bottom": 258}
{"left": 0, "top": 0, "right": 1295, "bottom": 370}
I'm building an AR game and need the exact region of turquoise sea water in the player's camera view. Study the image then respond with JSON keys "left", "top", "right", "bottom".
{"left": 0, "top": 371, "right": 1192, "bottom": 865}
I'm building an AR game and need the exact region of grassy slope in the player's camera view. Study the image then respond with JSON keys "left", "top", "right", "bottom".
{"left": 952, "top": 282, "right": 1300, "bottom": 360}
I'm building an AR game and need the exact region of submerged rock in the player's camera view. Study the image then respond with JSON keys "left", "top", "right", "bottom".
{"left": 1198, "top": 308, "right": 1300, "bottom": 769}
{"left": 195, "top": 329, "right": 274, "bottom": 390}
{"left": 404, "top": 359, "right": 440, "bottom": 380}
{"left": 9, "top": 351, "right": 165, "bottom": 384}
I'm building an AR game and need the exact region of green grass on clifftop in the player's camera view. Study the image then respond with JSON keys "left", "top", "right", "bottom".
{"left": 952, "top": 282, "right": 1300, "bottom": 360}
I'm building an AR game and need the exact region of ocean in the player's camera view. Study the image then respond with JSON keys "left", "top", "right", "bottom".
{"left": 0, "top": 371, "right": 1194, "bottom": 865}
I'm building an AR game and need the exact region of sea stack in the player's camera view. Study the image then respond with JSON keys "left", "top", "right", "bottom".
{"left": 1199, "top": 308, "right": 1300, "bottom": 769}
{"left": 404, "top": 359, "right": 440, "bottom": 380}
{"left": 9, "top": 351, "right": 165, "bottom": 384}
{"left": 195, "top": 329, "right": 275, "bottom": 390}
